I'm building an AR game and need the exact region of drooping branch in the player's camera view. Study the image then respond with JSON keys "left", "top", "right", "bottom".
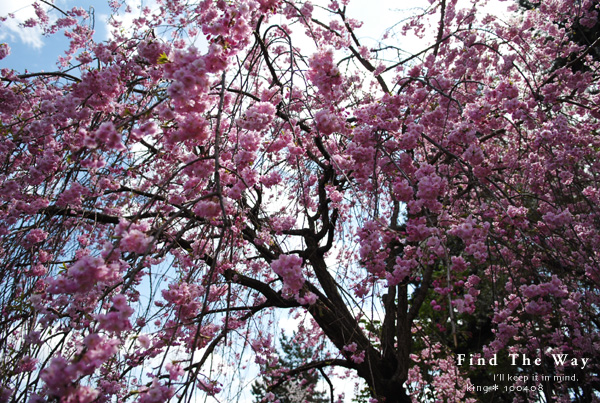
{"left": 266, "top": 359, "right": 354, "bottom": 392}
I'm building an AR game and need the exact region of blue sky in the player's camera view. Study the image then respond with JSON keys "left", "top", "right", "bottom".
{"left": 0, "top": 1, "right": 116, "bottom": 72}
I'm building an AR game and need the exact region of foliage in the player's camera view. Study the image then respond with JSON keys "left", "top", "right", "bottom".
{"left": 0, "top": 0, "right": 600, "bottom": 402}
{"left": 251, "top": 331, "right": 329, "bottom": 403}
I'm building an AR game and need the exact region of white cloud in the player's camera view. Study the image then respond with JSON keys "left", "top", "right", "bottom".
{"left": 100, "top": 0, "right": 157, "bottom": 40}
{"left": 0, "top": 2, "right": 45, "bottom": 49}
{"left": 101, "top": 0, "right": 209, "bottom": 51}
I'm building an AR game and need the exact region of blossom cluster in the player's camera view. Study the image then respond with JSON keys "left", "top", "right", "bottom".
{"left": 271, "top": 254, "right": 305, "bottom": 296}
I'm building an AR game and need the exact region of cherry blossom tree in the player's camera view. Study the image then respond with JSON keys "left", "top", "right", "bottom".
{"left": 1, "top": 0, "right": 600, "bottom": 402}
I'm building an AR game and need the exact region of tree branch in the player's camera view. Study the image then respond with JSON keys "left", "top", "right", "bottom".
{"left": 267, "top": 359, "right": 354, "bottom": 391}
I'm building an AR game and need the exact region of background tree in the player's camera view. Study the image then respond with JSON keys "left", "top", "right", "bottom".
{"left": 251, "top": 331, "right": 329, "bottom": 403}
{"left": 0, "top": 0, "right": 599, "bottom": 402}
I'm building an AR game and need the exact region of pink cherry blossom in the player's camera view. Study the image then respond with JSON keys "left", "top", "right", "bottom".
{"left": 271, "top": 254, "right": 305, "bottom": 295}
{"left": 1, "top": 0, "right": 600, "bottom": 402}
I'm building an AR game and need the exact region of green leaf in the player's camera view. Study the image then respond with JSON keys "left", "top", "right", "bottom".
{"left": 157, "top": 52, "right": 171, "bottom": 64}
